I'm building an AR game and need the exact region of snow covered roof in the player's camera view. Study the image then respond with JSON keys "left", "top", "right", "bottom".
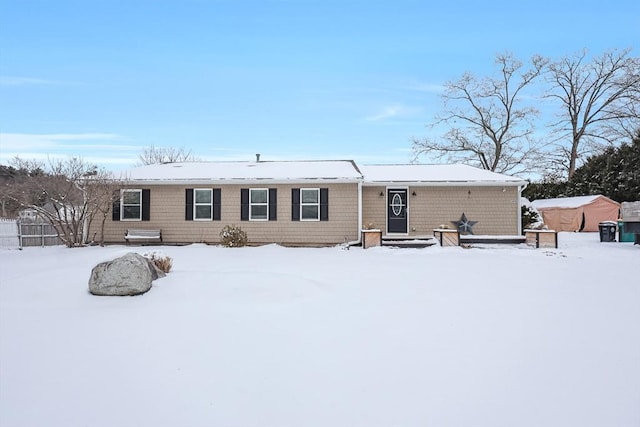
{"left": 531, "top": 195, "right": 619, "bottom": 209}
{"left": 115, "top": 161, "right": 528, "bottom": 186}
{"left": 360, "top": 164, "right": 526, "bottom": 186}
{"left": 116, "top": 160, "right": 363, "bottom": 184}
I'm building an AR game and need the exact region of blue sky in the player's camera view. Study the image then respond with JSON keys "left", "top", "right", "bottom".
{"left": 1, "top": 0, "right": 638, "bottom": 171}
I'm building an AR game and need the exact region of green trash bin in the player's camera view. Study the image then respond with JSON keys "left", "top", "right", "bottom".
{"left": 619, "top": 220, "right": 635, "bottom": 242}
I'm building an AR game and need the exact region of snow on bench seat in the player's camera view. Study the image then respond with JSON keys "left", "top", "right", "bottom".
{"left": 124, "top": 229, "right": 162, "bottom": 244}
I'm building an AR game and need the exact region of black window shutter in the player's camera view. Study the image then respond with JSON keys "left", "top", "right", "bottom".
{"left": 291, "top": 188, "right": 300, "bottom": 221}
{"left": 112, "top": 195, "right": 121, "bottom": 221}
{"left": 320, "top": 188, "right": 329, "bottom": 221}
{"left": 240, "top": 189, "right": 249, "bottom": 221}
{"left": 142, "top": 189, "right": 151, "bottom": 221}
{"left": 268, "top": 188, "right": 277, "bottom": 221}
{"left": 185, "top": 189, "right": 194, "bottom": 220}
{"left": 213, "top": 188, "right": 221, "bottom": 221}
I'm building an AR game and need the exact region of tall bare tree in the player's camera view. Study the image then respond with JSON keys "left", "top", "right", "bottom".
{"left": 136, "top": 145, "right": 199, "bottom": 165}
{"left": 545, "top": 48, "right": 640, "bottom": 178}
{"left": 8, "top": 157, "right": 118, "bottom": 247}
{"left": 413, "top": 53, "right": 548, "bottom": 175}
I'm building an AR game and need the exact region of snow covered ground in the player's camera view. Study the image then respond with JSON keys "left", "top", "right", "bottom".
{"left": 1, "top": 233, "right": 638, "bottom": 427}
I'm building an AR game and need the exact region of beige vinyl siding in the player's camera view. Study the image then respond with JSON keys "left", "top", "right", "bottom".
{"left": 362, "top": 187, "right": 387, "bottom": 231}
{"left": 363, "top": 186, "right": 520, "bottom": 236}
{"left": 96, "top": 183, "right": 359, "bottom": 246}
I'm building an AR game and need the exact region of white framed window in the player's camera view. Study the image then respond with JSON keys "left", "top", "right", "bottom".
{"left": 300, "top": 188, "right": 320, "bottom": 221}
{"left": 194, "top": 188, "right": 213, "bottom": 221}
{"left": 250, "top": 188, "right": 268, "bottom": 221}
{"left": 121, "top": 189, "right": 142, "bottom": 221}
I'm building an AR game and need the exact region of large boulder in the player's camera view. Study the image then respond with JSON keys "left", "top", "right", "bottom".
{"left": 89, "top": 252, "right": 165, "bottom": 296}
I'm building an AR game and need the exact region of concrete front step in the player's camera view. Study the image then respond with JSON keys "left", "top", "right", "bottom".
{"left": 381, "top": 236, "right": 438, "bottom": 248}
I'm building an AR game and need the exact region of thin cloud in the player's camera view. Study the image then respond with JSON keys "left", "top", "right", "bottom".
{"left": 0, "top": 133, "right": 125, "bottom": 150}
{"left": 0, "top": 151, "right": 137, "bottom": 166}
{"left": 366, "top": 105, "right": 406, "bottom": 122}
{"left": 0, "top": 133, "right": 138, "bottom": 168}
{"left": 0, "top": 76, "right": 81, "bottom": 86}
{"left": 365, "top": 104, "right": 423, "bottom": 122}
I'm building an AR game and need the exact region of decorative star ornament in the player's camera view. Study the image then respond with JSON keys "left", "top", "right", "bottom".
{"left": 452, "top": 213, "right": 478, "bottom": 235}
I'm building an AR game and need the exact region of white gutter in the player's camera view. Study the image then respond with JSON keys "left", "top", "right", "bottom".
{"left": 362, "top": 181, "right": 527, "bottom": 187}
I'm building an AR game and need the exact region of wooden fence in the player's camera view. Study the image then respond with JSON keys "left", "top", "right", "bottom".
{"left": 0, "top": 219, "right": 62, "bottom": 249}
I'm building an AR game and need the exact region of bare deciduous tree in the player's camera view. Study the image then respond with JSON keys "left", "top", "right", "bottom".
{"left": 545, "top": 48, "right": 640, "bottom": 178}
{"left": 8, "top": 157, "right": 118, "bottom": 247}
{"left": 136, "top": 145, "right": 199, "bottom": 165}
{"left": 412, "top": 53, "right": 548, "bottom": 175}
{"left": 83, "top": 176, "right": 121, "bottom": 245}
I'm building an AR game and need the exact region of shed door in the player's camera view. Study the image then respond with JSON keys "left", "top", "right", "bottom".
{"left": 387, "top": 189, "right": 407, "bottom": 234}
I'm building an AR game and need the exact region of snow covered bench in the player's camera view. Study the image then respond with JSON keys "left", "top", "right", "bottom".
{"left": 124, "top": 229, "right": 162, "bottom": 244}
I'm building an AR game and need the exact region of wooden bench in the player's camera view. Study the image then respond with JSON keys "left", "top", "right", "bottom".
{"left": 124, "top": 229, "right": 162, "bottom": 244}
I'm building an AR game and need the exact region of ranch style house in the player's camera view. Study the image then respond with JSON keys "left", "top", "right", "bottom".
{"left": 95, "top": 159, "right": 527, "bottom": 246}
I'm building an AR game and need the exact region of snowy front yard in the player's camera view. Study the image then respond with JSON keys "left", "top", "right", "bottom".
{"left": 1, "top": 233, "right": 639, "bottom": 427}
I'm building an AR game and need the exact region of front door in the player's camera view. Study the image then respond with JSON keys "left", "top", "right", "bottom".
{"left": 387, "top": 189, "right": 407, "bottom": 234}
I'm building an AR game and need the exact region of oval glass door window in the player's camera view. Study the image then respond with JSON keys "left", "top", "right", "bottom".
{"left": 391, "top": 193, "right": 404, "bottom": 216}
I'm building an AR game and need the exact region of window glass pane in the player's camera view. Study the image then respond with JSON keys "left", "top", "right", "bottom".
{"left": 250, "top": 189, "right": 267, "bottom": 203}
{"left": 123, "top": 191, "right": 141, "bottom": 204}
{"left": 123, "top": 206, "right": 141, "bottom": 219}
{"left": 195, "top": 189, "right": 212, "bottom": 203}
{"left": 195, "top": 205, "right": 212, "bottom": 219}
{"left": 301, "top": 189, "right": 319, "bottom": 203}
{"left": 251, "top": 205, "right": 268, "bottom": 220}
{"left": 301, "top": 205, "right": 319, "bottom": 220}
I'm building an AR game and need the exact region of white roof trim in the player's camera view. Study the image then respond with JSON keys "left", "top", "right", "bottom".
{"left": 362, "top": 180, "right": 526, "bottom": 187}
{"left": 116, "top": 178, "right": 360, "bottom": 185}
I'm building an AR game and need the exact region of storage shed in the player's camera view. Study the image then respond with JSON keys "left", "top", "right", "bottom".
{"left": 531, "top": 195, "right": 620, "bottom": 232}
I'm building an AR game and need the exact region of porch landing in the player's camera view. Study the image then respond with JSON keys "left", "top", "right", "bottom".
{"left": 378, "top": 234, "right": 526, "bottom": 248}
{"left": 459, "top": 235, "right": 526, "bottom": 245}
{"left": 382, "top": 235, "right": 438, "bottom": 248}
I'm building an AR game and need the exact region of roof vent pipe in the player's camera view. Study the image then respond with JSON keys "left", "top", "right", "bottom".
{"left": 256, "top": 153, "right": 261, "bottom": 162}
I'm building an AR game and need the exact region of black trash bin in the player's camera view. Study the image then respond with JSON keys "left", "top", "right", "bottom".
{"left": 598, "top": 221, "right": 617, "bottom": 242}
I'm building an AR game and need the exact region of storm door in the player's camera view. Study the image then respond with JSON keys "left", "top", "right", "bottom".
{"left": 387, "top": 189, "right": 407, "bottom": 234}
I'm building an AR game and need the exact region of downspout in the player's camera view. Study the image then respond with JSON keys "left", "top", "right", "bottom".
{"left": 345, "top": 180, "right": 363, "bottom": 246}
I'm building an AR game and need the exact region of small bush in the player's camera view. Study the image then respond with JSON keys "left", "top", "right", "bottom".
{"left": 220, "top": 224, "right": 248, "bottom": 247}
{"left": 143, "top": 251, "right": 173, "bottom": 273}
{"left": 521, "top": 204, "right": 542, "bottom": 234}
